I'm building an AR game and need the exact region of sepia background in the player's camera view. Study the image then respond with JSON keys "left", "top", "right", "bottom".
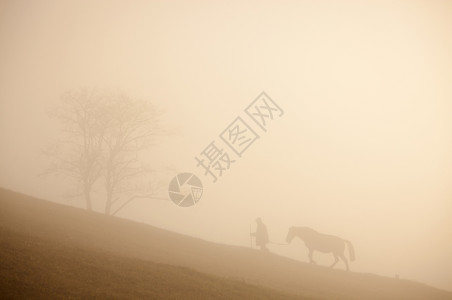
{"left": 1, "top": 0, "right": 451, "bottom": 293}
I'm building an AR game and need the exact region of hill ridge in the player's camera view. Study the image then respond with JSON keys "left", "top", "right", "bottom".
{"left": 1, "top": 187, "right": 451, "bottom": 300}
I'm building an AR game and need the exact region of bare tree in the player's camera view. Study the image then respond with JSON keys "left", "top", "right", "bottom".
{"left": 46, "top": 88, "right": 105, "bottom": 210}
{"left": 47, "top": 88, "right": 166, "bottom": 214}
{"left": 101, "top": 92, "right": 162, "bottom": 215}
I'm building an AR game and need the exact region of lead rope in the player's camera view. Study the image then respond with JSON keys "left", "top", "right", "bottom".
{"left": 268, "top": 241, "right": 288, "bottom": 246}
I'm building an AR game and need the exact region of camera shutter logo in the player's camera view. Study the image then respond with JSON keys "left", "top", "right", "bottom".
{"left": 168, "top": 173, "right": 203, "bottom": 207}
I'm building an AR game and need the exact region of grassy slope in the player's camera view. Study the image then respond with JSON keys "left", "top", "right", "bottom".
{"left": 0, "top": 228, "right": 305, "bottom": 299}
{"left": 0, "top": 188, "right": 451, "bottom": 300}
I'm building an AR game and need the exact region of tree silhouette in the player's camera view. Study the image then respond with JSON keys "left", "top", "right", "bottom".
{"left": 46, "top": 87, "right": 166, "bottom": 214}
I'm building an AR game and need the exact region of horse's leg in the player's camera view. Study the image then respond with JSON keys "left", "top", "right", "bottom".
{"left": 330, "top": 253, "right": 339, "bottom": 268}
{"left": 308, "top": 248, "right": 316, "bottom": 264}
{"left": 339, "top": 253, "right": 349, "bottom": 271}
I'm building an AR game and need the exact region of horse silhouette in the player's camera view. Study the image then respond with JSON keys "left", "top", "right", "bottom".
{"left": 286, "top": 226, "right": 355, "bottom": 271}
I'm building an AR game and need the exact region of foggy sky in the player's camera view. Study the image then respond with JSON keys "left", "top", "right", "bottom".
{"left": 1, "top": 0, "right": 451, "bottom": 291}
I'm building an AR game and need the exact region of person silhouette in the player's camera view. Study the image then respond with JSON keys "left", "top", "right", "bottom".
{"left": 250, "top": 217, "right": 269, "bottom": 251}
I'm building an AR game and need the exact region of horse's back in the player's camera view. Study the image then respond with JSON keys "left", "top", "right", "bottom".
{"left": 308, "top": 232, "right": 345, "bottom": 253}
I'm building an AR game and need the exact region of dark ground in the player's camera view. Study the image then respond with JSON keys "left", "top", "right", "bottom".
{"left": 1, "top": 188, "right": 451, "bottom": 300}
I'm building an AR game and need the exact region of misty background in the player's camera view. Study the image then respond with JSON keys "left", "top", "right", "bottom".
{"left": 1, "top": 0, "right": 451, "bottom": 291}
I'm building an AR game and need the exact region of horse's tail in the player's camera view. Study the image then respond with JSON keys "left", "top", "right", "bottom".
{"left": 344, "top": 240, "right": 355, "bottom": 261}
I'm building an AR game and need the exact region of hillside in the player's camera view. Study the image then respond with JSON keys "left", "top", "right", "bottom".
{"left": 1, "top": 188, "right": 451, "bottom": 300}
{"left": 0, "top": 227, "right": 306, "bottom": 299}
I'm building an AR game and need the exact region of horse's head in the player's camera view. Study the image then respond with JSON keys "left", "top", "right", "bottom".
{"left": 286, "top": 227, "right": 296, "bottom": 243}
{"left": 286, "top": 226, "right": 312, "bottom": 243}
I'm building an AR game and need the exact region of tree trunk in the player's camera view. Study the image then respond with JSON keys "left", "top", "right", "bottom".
{"left": 105, "top": 197, "right": 112, "bottom": 215}
{"left": 84, "top": 185, "right": 92, "bottom": 211}
{"left": 105, "top": 183, "right": 113, "bottom": 215}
